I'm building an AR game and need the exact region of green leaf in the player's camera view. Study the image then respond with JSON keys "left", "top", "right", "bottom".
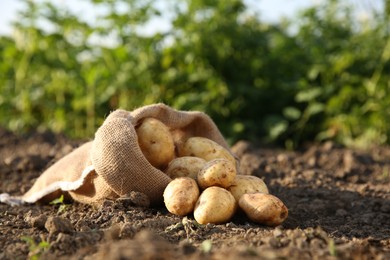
{"left": 49, "top": 195, "right": 64, "bottom": 205}
{"left": 232, "top": 122, "right": 245, "bottom": 133}
{"left": 264, "top": 116, "right": 289, "bottom": 140}
{"left": 38, "top": 240, "right": 50, "bottom": 249}
{"left": 306, "top": 102, "right": 325, "bottom": 116}
{"left": 328, "top": 238, "right": 337, "bottom": 257}
{"left": 295, "top": 87, "right": 322, "bottom": 103}
{"left": 58, "top": 204, "right": 68, "bottom": 213}
{"left": 270, "top": 120, "right": 288, "bottom": 140}
{"left": 283, "top": 107, "right": 301, "bottom": 120}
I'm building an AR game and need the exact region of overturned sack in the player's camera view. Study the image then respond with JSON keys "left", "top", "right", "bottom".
{"left": 0, "top": 103, "right": 233, "bottom": 206}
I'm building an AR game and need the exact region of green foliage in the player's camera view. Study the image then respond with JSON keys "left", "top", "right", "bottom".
{"left": 49, "top": 194, "right": 69, "bottom": 213}
{"left": 0, "top": 0, "right": 389, "bottom": 148}
{"left": 21, "top": 236, "right": 50, "bottom": 260}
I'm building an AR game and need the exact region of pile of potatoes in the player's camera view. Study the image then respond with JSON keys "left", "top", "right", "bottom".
{"left": 136, "top": 117, "right": 288, "bottom": 226}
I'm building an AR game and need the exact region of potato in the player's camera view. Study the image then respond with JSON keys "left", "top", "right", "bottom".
{"left": 136, "top": 118, "right": 175, "bottom": 169}
{"left": 227, "top": 175, "right": 269, "bottom": 202}
{"left": 194, "top": 186, "right": 236, "bottom": 224}
{"left": 163, "top": 177, "right": 200, "bottom": 216}
{"left": 165, "top": 156, "right": 207, "bottom": 180}
{"left": 239, "top": 193, "right": 288, "bottom": 226}
{"left": 197, "top": 159, "right": 236, "bottom": 189}
{"left": 179, "top": 137, "right": 236, "bottom": 166}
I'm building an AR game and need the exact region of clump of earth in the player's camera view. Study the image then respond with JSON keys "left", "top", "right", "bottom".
{"left": 0, "top": 128, "right": 389, "bottom": 259}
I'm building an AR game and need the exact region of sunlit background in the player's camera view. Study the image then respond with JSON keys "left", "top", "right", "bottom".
{"left": 0, "top": 0, "right": 384, "bottom": 35}
{"left": 0, "top": 0, "right": 388, "bottom": 149}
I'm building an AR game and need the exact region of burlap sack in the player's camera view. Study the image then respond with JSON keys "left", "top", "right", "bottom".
{"left": 0, "top": 103, "right": 233, "bottom": 206}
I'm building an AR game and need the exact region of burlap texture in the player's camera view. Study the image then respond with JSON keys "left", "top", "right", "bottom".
{"left": 21, "top": 142, "right": 117, "bottom": 204}
{"left": 18, "top": 103, "right": 232, "bottom": 206}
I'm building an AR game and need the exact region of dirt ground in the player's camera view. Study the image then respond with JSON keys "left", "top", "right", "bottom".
{"left": 0, "top": 127, "right": 389, "bottom": 259}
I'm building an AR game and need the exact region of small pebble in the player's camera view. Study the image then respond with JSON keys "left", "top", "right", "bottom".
{"left": 31, "top": 214, "right": 48, "bottom": 229}
{"left": 120, "top": 222, "right": 136, "bottom": 239}
{"left": 276, "top": 154, "right": 288, "bottom": 164}
{"left": 117, "top": 191, "right": 150, "bottom": 208}
{"left": 104, "top": 224, "right": 121, "bottom": 240}
{"left": 380, "top": 201, "right": 390, "bottom": 213}
{"left": 45, "top": 216, "right": 74, "bottom": 234}
{"left": 273, "top": 228, "right": 283, "bottom": 237}
{"left": 335, "top": 209, "right": 348, "bottom": 217}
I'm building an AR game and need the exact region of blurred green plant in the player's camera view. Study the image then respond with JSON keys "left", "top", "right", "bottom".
{"left": 21, "top": 236, "right": 50, "bottom": 260}
{"left": 0, "top": 0, "right": 389, "bottom": 149}
{"left": 49, "top": 194, "right": 69, "bottom": 213}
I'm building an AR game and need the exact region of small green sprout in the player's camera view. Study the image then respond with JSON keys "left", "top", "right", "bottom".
{"left": 49, "top": 195, "right": 68, "bottom": 213}
{"left": 22, "top": 236, "right": 50, "bottom": 260}
{"left": 328, "top": 238, "right": 337, "bottom": 257}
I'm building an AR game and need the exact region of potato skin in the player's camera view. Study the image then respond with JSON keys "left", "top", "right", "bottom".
{"left": 179, "top": 137, "right": 236, "bottom": 166}
{"left": 136, "top": 118, "right": 175, "bottom": 169}
{"left": 239, "top": 193, "right": 288, "bottom": 226}
{"left": 163, "top": 177, "right": 200, "bottom": 216}
{"left": 227, "top": 175, "right": 269, "bottom": 202}
{"left": 197, "top": 159, "right": 236, "bottom": 189}
{"left": 194, "top": 186, "right": 236, "bottom": 224}
{"left": 165, "top": 156, "right": 207, "bottom": 180}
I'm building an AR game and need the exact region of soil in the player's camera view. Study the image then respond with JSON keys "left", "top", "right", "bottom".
{"left": 0, "top": 128, "right": 389, "bottom": 259}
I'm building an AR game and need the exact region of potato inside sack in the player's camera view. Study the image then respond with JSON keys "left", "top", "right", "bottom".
{"left": 194, "top": 186, "right": 236, "bottom": 224}
{"left": 197, "top": 159, "right": 236, "bottom": 189}
{"left": 165, "top": 156, "right": 207, "bottom": 180}
{"left": 163, "top": 177, "right": 200, "bottom": 216}
{"left": 179, "top": 137, "right": 236, "bottom": 166}
{"left": 136, "top": 117, "right": 175, "bottom": 169}
{"left": 227, "top": 175, "right": 269, "bottom": 202}
{"left": 239, "top": 193, "right": 288, "bottom": 226}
